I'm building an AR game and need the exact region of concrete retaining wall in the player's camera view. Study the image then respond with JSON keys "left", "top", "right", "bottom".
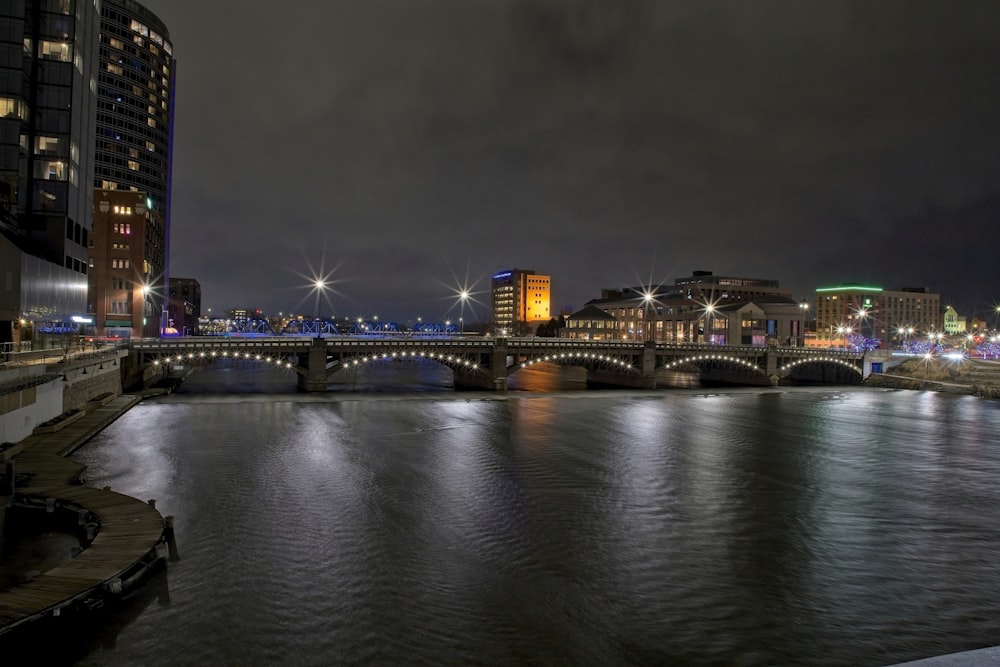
{"left": 62, "top": 364, "right": 123, "bottom": 413}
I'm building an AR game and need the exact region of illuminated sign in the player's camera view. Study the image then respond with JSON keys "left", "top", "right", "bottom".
{"left": 71, "top": 315, "right": 94, "bottom": 323}
{"left": 492, "top": 271, "right": 512, "bottom": 280}
{"left": 816, "top": 285, "right": 883, "bottom": 292}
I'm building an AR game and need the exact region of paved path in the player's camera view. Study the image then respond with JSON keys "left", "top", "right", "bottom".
{"left": 890, "top": 646, "right": 1000, "bottom": 666}
{"left": 0, "top": 396, "right": 166, "bottom": 636}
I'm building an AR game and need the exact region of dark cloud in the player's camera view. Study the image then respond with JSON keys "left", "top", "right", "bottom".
{"left": 142, "top": 0, "right": 1000, "bottom": 321}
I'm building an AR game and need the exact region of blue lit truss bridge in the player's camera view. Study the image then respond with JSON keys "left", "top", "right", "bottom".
{"left": 279, "top": 319, "right": 342, "bottom": 336}
{"left": 344, "top": 320, "right": 402, "bottom": 335}
{"left": 201, "top": 318, "right": 277, "bottom": 336}
{"left": 411, "top": 322, "right": 458, "bottom": 335}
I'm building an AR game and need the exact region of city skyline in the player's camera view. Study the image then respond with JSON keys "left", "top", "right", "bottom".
{"left": 140, "top": 0, "right": 1000, "bottom": 321}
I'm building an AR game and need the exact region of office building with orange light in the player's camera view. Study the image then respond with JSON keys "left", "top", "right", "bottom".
{"left": 491, "top": 269, "right": 551, "bottom": 335}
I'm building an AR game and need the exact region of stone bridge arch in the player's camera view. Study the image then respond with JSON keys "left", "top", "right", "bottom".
{"left": 776, "top": 356, "right": 864, "bottom": 385}
{"left": 660, "top": 352, "right": 770, "bottom": 386}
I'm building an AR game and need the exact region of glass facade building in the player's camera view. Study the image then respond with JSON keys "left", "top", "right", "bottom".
{"left": 92, "top": 0, "right": 173, "bottom": 335}
{"left": 0, "top": 0, "right": 101, "bottom": 344}
{"left": 94, "top": 0, "right": 173, "bottom": 211}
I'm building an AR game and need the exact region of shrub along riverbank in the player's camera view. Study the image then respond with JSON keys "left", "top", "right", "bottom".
{"left": 866, "top": 357, "right": 1000, "bottom": 399}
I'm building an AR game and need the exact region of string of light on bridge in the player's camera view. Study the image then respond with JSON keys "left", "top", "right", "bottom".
{"left": 779, "top": 356, "right": 862, "bottom": 374}
{"left": 664, "top": 354, "right": 763, "bottom": 374}
{"left": 151, "top": 349, "right": 485, "bottom": 373}
{"left": 150, "top": 348, "right": 645, "bottom": 375}
{"left": 520, "top": 352, "right": 633, "bottom": 370}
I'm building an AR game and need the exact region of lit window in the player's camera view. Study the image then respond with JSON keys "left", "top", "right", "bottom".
{"left": 39, "top": 40, "right": 71, "bottom": 62}
{"left": 0, "top": 97, "right": 27, "bottom": 120}
{"left": 35, "top": 135, "right": 62, "bottom": 155}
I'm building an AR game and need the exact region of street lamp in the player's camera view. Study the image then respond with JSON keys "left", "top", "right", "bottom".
{"left": 798, "top": 300, "right": 810, "bottom": 346}
{"left": 836, "top": 324, "right": 849, "bottom": 349}
{"left": 897, "top": 326, "right": 913, "bottom": 349}
{"left": 703, "top": 303, "right": 716, "bottom": 344}
{"left": 459, "top": 289, "right": 470, "bottom": 322}
{"left": 642, "top": 291, "right": 654, "bottom": 343}
{"left": 313, "top": 279, "right": 325, "bottom": 319}
{"left": 459, "top": 316, "right": 464, "bottom": 335}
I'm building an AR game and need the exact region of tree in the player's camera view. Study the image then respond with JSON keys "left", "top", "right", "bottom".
{"left": 536, "top": 316, "right": 564, "bottom": 338}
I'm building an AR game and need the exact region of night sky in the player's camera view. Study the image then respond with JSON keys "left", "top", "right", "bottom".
{"left": 140, "top": 0, "right": 1000, "bottom": 325}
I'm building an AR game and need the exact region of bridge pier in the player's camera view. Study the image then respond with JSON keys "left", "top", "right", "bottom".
{"left": 453, "top": 341, "right": 509, "bottom": 391}
{"left": 765, "top": 348, "right": 780, "bottom": 386}
{"left": 298, "top": 338, "right": 329, "bottom": 392}
{"left": 585, "top": 342, "right": 658, "bottom": 389}
{"left": 641, "top": 341, "right": 657, "bottom": 389}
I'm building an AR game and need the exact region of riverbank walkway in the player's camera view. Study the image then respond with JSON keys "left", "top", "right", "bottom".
{"left": 0, "top": 395, "right": 167, "bottom": 637}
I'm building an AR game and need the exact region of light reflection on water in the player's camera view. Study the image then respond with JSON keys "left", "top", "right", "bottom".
{"left": 45, "top": 362, "right": 1000, "bottom": 666}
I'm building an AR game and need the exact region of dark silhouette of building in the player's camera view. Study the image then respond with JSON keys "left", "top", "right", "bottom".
{"left": 168, "top": 277, "right": 201, "bottom": 336}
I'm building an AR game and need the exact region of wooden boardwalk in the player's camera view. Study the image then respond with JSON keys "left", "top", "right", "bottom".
{"left": 0, "top": 396, "right": 167, "bottom": 635}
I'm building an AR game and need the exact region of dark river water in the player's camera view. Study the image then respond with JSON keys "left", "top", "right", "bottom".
{"left": 41, "top": 362, "right": 1000, "bottom": 665}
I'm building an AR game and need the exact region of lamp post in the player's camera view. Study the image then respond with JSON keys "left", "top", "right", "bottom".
{"left": 313, "top": 279, "right": 325, "bottom": 320}
{"left": 836, "top": 324, "right": 849, "bottom": 350}
{"left": 798, "top": 300, "right": 810, "bottom": 346}
{"left": 642, "top": 291, "right": 654, "bottom": 343}
{"left": 897, "top": 326, "right": 913, "bottom": 350}
{"left": 459, "top": 289, "right": 470, "bottom": 333}
{"left": 703, "top": 303, "right": 716, "bottom": 344}
{"left": 857, "top": 308, "right": 869, "bottom": 344}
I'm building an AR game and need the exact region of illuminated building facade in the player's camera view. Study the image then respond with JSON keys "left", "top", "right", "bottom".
{"left": 566, "top": 271, "right": 806, "bottom": 346}
{"left": 563, "top": 304, "right": 617, "bottom": 340}
{"left": 814, "top": 284, "right": 940, "bottom": 347}
{"left": 0, "top": 0, "right": 100, "bottom": 344}
{"left": 942, "top": 305, "right": 966, "bottom": 335}
{"left": 94, "top": 0, "right": 173, "bottom": 335}
{"left": 491, "top": 268, "right": 551, "bottom": 335}
{"left": 89, "top": 189, "right": 165, "bottom": 338}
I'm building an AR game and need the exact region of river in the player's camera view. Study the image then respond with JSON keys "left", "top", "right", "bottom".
{"left": 44, "top": 362, "right": 1000, "bottom": 665}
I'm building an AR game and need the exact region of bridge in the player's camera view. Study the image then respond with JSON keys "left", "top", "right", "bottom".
{"left": 129, "top": 337, "right": 875, "bottom": 392}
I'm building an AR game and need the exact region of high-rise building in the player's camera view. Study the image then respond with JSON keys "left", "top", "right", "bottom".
{"left": 491, "top": 268, "right": 551, "bottom": 335}
{"left": 814, "top": 284, "right": 940, "bottom": 347}
{"left": 0, "top": 0, "right": 101, "bottom": 345}
{"left": 91, "top": 0, "right": 174, "bottom": 335}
